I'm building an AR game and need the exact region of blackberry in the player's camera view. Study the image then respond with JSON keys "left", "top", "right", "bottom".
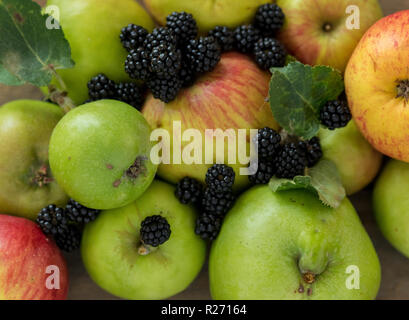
{"left": 254, "top": 38, "right": 287, "bottom": 70}
{"left": 147, "top": 76, "right": 182, "bottom": 103}
{"left": 140, "top": 215, "right": 171, "bottom": 247}
{"left": 233, "top": 25, "right": 261, "bottom": 53}
{"left": 166, "top": 12, "right": 198, "bottom": 45}
{"left": 124, "top": 47, "right": 151, "bottom": 81}
{"left": 320, "top": 99, "right": 352, "bottom": 130}
{"left": 87, "top": 74, "right": 116, "bottom": 100}
{"left": 120, "top": 24, "right": 149, "bottom": 52}
{"left": 208, "top": 26, "right": 235, "bottom": 52}
{"left": 115, "top": 82, "right": 145, "bottom": 109}
{"left": 255, "top": 127, "right": 282, "bottom": 159}
{"left": 305, "top": 137, "right": 323, "bottom": 167}
{"left": 65, "top": 199, "right": 100, "bottom": 224}
{"left": 175, "top": 177, "right": 203, "bottom": 205}
{"left": 195, "top": 212, "right": 223, "bottom": 241}
{"left": 151, "top": 43, "right": 182, "bottom": 77}
{"left": 179, "top": 59, "right": 196, "bottom": 87}
{"left": 54, "top": 226, "right": 81, "bottom": 253}
{"left": 276, "top": 142, "right": 308, "bottom": 179}
{"left": 186, "top": 36, "right": 221, "bottom": 73}
{"left": 254, "top": 3, "right": 285, "bottom": 35}
{"left": 249, "top": 160, "right": 275, "bottom": 185}
{"left": 143, "top": 27, "right": 177, "bottom": 53}
{"left": 205, "top": 164, "right": 235, "bottom": 193}
{"left": 36, "top": 204, "right": 68, "bottom": 236}
{"left": 201, "top": 188, "right": 235, "bottom": 216}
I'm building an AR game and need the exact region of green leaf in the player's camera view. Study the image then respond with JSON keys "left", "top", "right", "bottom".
{"left": 269, "top": 62, "right": 344, "bottom": 139}
{"left": 269, "top": 160, "right": 346, "bottom": 209}
{"left": 0, "top": 0, "right": 74, "bottom": 87}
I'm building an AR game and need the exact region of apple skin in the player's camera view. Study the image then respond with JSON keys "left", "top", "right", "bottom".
{"left": 49, "top": 100, "right": 157, "bottom": 210}
{"left": 0, "top": 100, "right": 68, "bottom": 220}
{"left": 142, "top": 52, "right": 279, "bottom": 190}
{"left": 0, "top": 215, "right": 68, "bottom": 300}
{"left": 345, "top": 10, "right": 409, "bottom": 163}
{"left": 210, "top": 186, "right": 381, "bottom": 300}
{"left": 46, "top": 0, "right": 154, "bottom": 104}
{"left": 277, "top": 0, "right": 383, "bottom": 73}
{"left": 81, "top": 180, "right": 206, "bottom": 300}
{"left": 318, "top": 120, "right": 382, "bottom": 195}
{"left": 374, "top": 160, "right": 409, "bottom": 258}
{"left": 143, "top": 0, "right": 273, "bottom": 33}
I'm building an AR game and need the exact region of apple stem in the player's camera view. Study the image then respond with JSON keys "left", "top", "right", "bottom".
{"left": 47, "top": 84, "right": 76, "bottom": 113}
{"left": 396, "top": 79, "right": 409, "bottom": 103}
{"left": 137, "top": 243, "right": 157, "bottom": 256}
{"left": 322, "top": 23, "right": 332, "bottom": 32}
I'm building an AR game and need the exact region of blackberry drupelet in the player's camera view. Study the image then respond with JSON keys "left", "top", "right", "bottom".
{"left": 54, "top": 225, "right": 81, "bottom": 252}
{"left": 201, "top": 188, "right": 235, "bottom": 217}
{"left": 140, "top": 215, "right": 171, "bottom": 247}
{"left": 147, "top": 75, "right": 182, "bottom": 103}
{"left": 124, "top": 47, "right": 151, "bottom": 81}
{"left": 320, "top": 99, "right": 352, "bottom": 130}
{"left": 254, "top": 3, "right": 285, "bottom": 35}
{"left": 115, "top": 82, "right": 145, "bottom": 109}
{"left": 175, "top": 177, "right": 203, "bottom": 205}
{"left": 256, "top": 127, "right": 282, "bottom": 159}
{"left": 205, "top": 164, "right": 235, "bottom": 193}
{"left": 36, "top": 204, "right": 68, "bottom": 236}
{"left": 208, "top": 26, "right": 235, "bottom": 52}
{"left": 87, "top": 74, "right": 116, "bottom": 100}
{"left": 276, "top": 142, "right": 308, "bottom": 179}
{"left": 120, "top": 24, "right": 149, "bottom": 52}
{"left": 254, "top": 38, "right": 287, "bottom": 70}
{"left": 233, "top": 25, "right": 261, "bottom": 53}
{"left": 249, "top": 160, "right": 276, "bottom": 185}
{"left": 305, "top": 137, "right": 323, "bottom": 167}
{"left": 150, "top": 43, "right": 182, "bottom": 77}
{"left": 143, "top": 27, "right": 177, "bottom": 53}
{"left": 179, "top": 59, "right": 196, "bottom": 87}
{"left": 166, "top": 12, "right": 198, "bottom": 45}
{"left": 186, "top": 36, "right": 221, "bottom": 73}
{"left": 66, "top": 199, "right": 100, "bottom": 224}
{"left": 195, "top": 212, "right": 223, "bottom": 241}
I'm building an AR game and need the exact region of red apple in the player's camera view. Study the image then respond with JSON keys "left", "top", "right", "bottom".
{"left": 277, "top": 0, "right": 383, "bottom": 72}
{"left": 0, "top": 215, "right": 68, "bottom": 300}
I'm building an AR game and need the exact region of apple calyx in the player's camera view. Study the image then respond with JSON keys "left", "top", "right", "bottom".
{"left": 32, "top": 164, "right": 53, "bottom": 187}
{"left": 322, "top": 22, "right": 333, "bottom": 32}
{"left": 125, "top": 156, "right": 148, "bottom": 180}
{"left": 137, "top": 242, "right": 158, "bottom": 256}
{"left": 302, "top": 272, "right": 316, "bottom": 284}
{"left": 396, "top": 79, "right": 409, "bottom": 103}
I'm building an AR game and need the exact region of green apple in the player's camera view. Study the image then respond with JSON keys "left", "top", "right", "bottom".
{"left": 0, "top": 100, "right": 68, "bottom": 220}
{"left": 374, "top": 160, "right": 409, "bottom": 258}
{"left": 319, "top": 120, "right": 383, "bottom": 195}
{"left": 49, "top": 100, "right": 157, "bottom": 210}
{"left": 143, "top": 0, "right": 273, "bottom": 33}
{"left": 81, "top": 180, "right": 206, "bottom": 300}
{"left": 46, "top": 0, "right": 154, "bottom": 104}
{"left": 210, "top": 186, "right": 381, "bottom": 300}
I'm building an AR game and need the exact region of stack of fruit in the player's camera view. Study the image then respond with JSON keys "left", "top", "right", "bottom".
{"left": 1, "top": 0, "right": 409, "bottom": 301}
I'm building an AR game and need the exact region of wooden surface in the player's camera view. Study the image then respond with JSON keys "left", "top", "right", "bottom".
{"left": 1, "top": 0, "right": 409, "bottom": 300}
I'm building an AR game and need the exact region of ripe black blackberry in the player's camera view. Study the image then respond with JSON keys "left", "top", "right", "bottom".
{"left": 233, "top": 25, "right": 261, "bottom": 53}
{"left": 201, "top": 188, "right": 235, "bottom": 216}
{"left": 256, "top": 127, "right": 282, "bottom": 159}
{"left": 276, "top": 142, "right": 308, "bottom": 179}
{"left": 249, "top": 160, "right": 276, "bottom": 185}
{"left": 166, "top": 12, "right": 198, "bottom": 45}
{"left": 143, "top": 27, "right": 177, "bottom": 53}
{"left": 87, "top": 74, "right": 116, "bottom": 100}
{"left": 320, "top": 99, "right": 352, "bottom": 130}
{"left": 115, "top": 82, "right": 145, "bottom": 109}
{"left": 124, "top": 47, "right": 151, "bottom": 81}
{"left": 179, "top": 59, "right": 196, "bottom": 87}
{"left": 186, "top": 36, "right": 221, "bottom": 73}
{"left": 147, "top": 75, "right": 182, "bottom": 103}
{"left": 254, "top": 38, "right": 287, "bottom": 70}
{"left": 208, "top": 26, "right": 235, "bottom": 52}
{"left": 254, "top": 3, "right": 285, "bottom": 35}
{"left": 65, "top": 199, "right": 100, "bottom": 224}
{"left": 140, "top": 215, "right": 171, "bottom": 247}
{"left": 305, "top": 137, "right": 323, "bottom": 167}
{"left": 195, "top": 212, "right": 223, "bottom": 241}
{"left": 205, "top": 164, "right": 235, "bottom": 193}
{"left": 150, "top": 43, "right": 182, "bottom": 77}
{"left": 36, "top": 204, "right": 68, "bottom": 236}
{"left": 120, "top": 24, "right": 149, "bottom": 52}
{"left": 175, "top": 177, "right": 203, "bottom": 205}
{"left": 54, "top": 225, "right": 81, "bottom": 253}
